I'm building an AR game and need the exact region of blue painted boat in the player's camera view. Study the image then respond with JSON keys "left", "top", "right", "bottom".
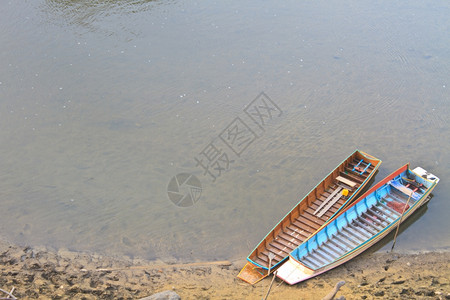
{"left": 276, "top": 164, "right": 439, "bottom": 285}
{"left": 237, "top": 150, "right": 382, "bottom": 284}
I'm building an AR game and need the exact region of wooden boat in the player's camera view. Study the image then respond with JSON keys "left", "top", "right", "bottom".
{"left": 237, "top": 150, "right": 381, "bottom": 284}
{"left": 276, "top": 164, "right": 439, "bottom": 285}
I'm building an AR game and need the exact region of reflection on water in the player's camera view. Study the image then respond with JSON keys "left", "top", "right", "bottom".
{"left": 42, "top": 0, "right": 165, "bottom": 37}
{"left": 0, "top": 0, "right": 449, "bottom": 263}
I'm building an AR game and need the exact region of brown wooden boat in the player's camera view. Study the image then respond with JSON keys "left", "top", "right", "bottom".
{"left": 237, "top": 150, "right": 381, "bottom": 284}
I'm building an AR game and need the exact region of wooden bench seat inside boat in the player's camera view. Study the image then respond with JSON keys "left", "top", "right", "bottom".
{"left": 336, "top": 176, "right": 357, "bottom": 188}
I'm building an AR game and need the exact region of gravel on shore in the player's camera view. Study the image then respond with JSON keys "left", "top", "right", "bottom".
{"left": 1, "top": 239, "right": 449, "bottom": 299}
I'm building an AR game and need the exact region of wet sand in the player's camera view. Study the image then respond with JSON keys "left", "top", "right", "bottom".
{"left": 0, "top": 239, "right": 449, "bottom": 299}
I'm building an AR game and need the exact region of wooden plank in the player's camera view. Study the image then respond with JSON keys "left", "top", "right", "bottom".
{"left": 389, "top": 182, "right": 414, "bottom": 197}
{"left": 311, "top": 202, "right": 339, "bottom": 215}
{"left": 295, "top": 216, "right": 321, "bottom": 231}
{"left": 278, "top": 232, "right": 302, "bottom": 245}
{"left": 261, "top": 250, "right": 283, "bottom": 262}
{"left": 312, "top": 248, "right": 331, "bottom": 263}
{"left": 273, "top": 238, "right": 296, "bottom": 250}
{"left": 262, "top": 248, "right": 284, "bottom": 262}
{"left": 332, "top": 234, "right": 354, "bottom": 250}
{"left": 327, "top": 237, "right": 348, "bottom": 252}
{"left": 306, "top": 206, "right": 334, "bottom": 219}
{"left": 357, "top": 217, "right": 382, "bottom": 232}
{"left": 341, "top": 227, "right": 364, "bottom": 244}
{"left": 307, "top": 252, "right": 327, "bottom": 266}
{"left": 348, "top": 222, "right": 371, "bottom": 238}
{"left": 318, "top": 245, "right": 339, "bottom": 260}
{"left": 316, "top": 190, "right": 344, "bottom": 218}
{"left": 341, "top": 170, "right": 364, "bottom": 184}
{"left": 254, "top": 257, "right": 269, "bottom": 267}
{"left": 314, "top": 187, "right": 343, "bottom": 216}
{"left": 362, "top": 211, "right": 385, "bottom": 227}
{"left": 321, "top": 242, "right": 343, "bottom": 257}
{"left": 302, "top": 256, "right": 321, "bottom": 269}
{"left": 372, "top": 206, "right": 396, "bottom": 221}
{"left": 291, "top": 221, "right": 315, "bottom": 236}
{"left": 303, "top": 211, "right": 324, "bottom": 226}
{"left": 354, "top": 218, "right": 378, "bottom": 235}
{"left": 285, "top": 225, "right": 310, "bottom": 240}
{"left": 269, "top": 241, "right": 292, "bottom": 253}
{"left": 336, "top": 176, "right": 357, "bottom": 188}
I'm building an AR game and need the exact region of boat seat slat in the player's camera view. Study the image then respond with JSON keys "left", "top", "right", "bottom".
{"left": 353, "top": 218, "right": 377, "bottom": 236}
{"left": 254, "top": 257, "right": 269, "bottom": 267}
{"left": 340, "top": 170, "right": 365, "bottom": 184}
{"left": 264, "top": 246, "right": 287, "bottom": 260}
{"left": 273, "top": 237, "right": 296, "bottom": 250}
{"left": 314, "top": 187, "right": 343, "bottom": 216}
{"left": 333, "top": 233, "right": 357, "bottom": 248}
{"left": 311, "top": 249, "right": 329, "bottom": 263}
{"left": 348, "top": 222, "right": 372, "bottom": 239}
{"left": 292, "top": 220, "right": 316, "bottom": 234}
{"left": 359, "top": 216, "right": 384, "bottom": 233}
{"left": 285, "top": 225, "right": 310, "bottom": 240}
{"left": 322, "top": 242, "right": 344, "bottom": 258}
{"left": 341, "top": 227, "right": 364, "bottom": 244}
{"left": 368, "top": 210, "right": 390, "bottom": 224}
{"left": 362, "top": 211, "right": 386, "bottom": 226}
{"left": 327, "top": 237, "right": 349, "bottom": 252}
{"left": 261, "top": 249, "right": 284, "bottom": 261}
{"left": 278, "top": 232, "right": 302, "bottom": 245}
{"left": 336, "top": 176, "right": 357, "bottom": 188}
{"left": 377, "top": 201, "right": 401, "bottom": 218}
{"left": 295, "top": 216, "right": 320, "bottom": 231}
{"left": 389, "top": 181, "right": 415, "bottom": 197}
{"left": 306, "top": 252, "right": 327, "bottom": 266}
{"left": 372, "top": 206, "right": 396, "bottom": 221}
{"left": 318, "top": 244, "right": 340, "bottom": 259}
{"left": 306, "top": 207, "right": 334, "bottom": 219}
{"left": 270, "top": 241, "right": 293, "bottom": 253}
{"left": 316, "top": 189, "right": 345, "bottom": 218}
{"left": 302, "top": 211, "right": 324, "bottom": 226}
{"left": 302, "top": 256, "right": 321, "bottom": 269}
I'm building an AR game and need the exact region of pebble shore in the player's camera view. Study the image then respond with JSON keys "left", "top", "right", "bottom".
{"left": 1, "top": 239, "right": 449, "bottom": 299}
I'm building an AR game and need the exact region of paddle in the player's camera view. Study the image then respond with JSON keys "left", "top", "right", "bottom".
{"left": 267, "top": 252, "right": 275, "bottom": 275}
{"left": 261, "top": 253, "right": 277, "bottom": 300}
{"left": 391, "top": 191, "right": 413, "bottom": 252}
{"left": 262, "top": 270, "right": 277, "bottom": 300}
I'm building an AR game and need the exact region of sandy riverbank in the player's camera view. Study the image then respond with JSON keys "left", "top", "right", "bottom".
{"left": 0, "top": 239, "right": 449, "bottom": 299}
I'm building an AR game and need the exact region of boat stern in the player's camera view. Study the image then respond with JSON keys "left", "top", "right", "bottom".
{"left": 276, "top": 258, "right": 316, "bottom": 285}
{"left": 412, "top": 167, "right": 440, "bottom": 184}
{"left": 237, "top": 262, "right": 268, "bottom": 285}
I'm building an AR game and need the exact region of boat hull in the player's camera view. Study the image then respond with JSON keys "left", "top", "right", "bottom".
{"left": 238, "top": 150, "right": 382, "bottom": 284}
{"left": 277, "top": 164, "right": 439, "bottom": 285}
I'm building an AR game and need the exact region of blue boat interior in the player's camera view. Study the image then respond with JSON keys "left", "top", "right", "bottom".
{"left": 292, "top": 168, "right": 433, "bottom": 270}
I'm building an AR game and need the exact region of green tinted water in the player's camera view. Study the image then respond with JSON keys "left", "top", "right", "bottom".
{"left": 0, "top": 0, "right": 448, "bottom": 263}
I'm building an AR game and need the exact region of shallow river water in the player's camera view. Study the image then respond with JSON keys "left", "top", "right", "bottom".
{"left": 0, "top": 0, "right": 449, "bottom": 263}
